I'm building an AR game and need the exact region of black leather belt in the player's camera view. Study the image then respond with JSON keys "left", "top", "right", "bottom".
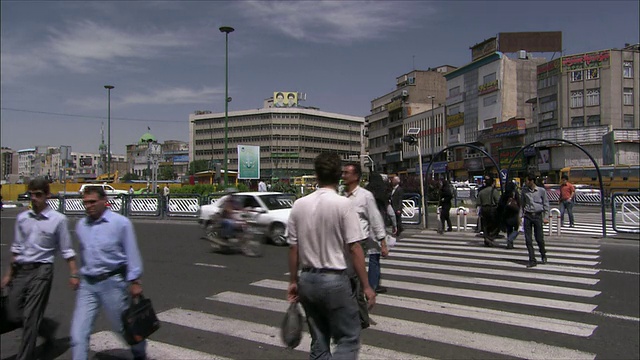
{"left": 15, "top": 262, "right": 48, "bottom": 271}
{"left": 301, "top": 267, "right": 344, "bottom": 274}
{"left": 84, "top": 266, "right": 126, "bottom": 283}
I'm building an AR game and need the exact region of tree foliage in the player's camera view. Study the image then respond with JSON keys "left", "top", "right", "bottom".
{"left": 188, "top": 160, "right": 210, "bottom": 175}
{"left": 121, "top": 172, "right": 140, "bottom": 182}
{"left": 159, "top": 165, "right": 176, "bottom": 180}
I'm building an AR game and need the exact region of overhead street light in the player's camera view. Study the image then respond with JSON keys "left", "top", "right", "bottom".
{"left": 220, "top": 25, "right": 234, "bottom": 188}
{"left": 404, "top": 127, "right": 427, "bottom": 229}
{"left": 104, "top": 85, "right": 114, "bottom": 178}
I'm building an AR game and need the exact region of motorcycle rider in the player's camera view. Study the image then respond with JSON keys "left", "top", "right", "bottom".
{"left": 219, "top": 194, "right": 243, "bottom": 241}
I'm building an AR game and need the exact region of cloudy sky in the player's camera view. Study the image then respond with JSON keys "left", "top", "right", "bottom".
{"left": 1, "top": 1, "right": 638, "bottom": 154}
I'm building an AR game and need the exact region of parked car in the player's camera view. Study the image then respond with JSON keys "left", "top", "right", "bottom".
{"left": 198, "top": 192, "right": 295, "bottom": 246}
{"left": 17, "top": 191, "right": 30, "bottom": 202}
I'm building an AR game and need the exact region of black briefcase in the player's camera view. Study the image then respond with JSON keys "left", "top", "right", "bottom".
{"left": 121, "top": 294, "right": 160, "bottom": 345}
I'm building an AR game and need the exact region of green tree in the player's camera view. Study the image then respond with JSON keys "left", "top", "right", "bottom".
{"left": 159, "top": 165, "right": 176, "bottom": 180}
{"left": 188, "top": 160, "right": 210, "bottom": 175}
{"left": 121, "top": 172, "right": 140, "bottom": 182}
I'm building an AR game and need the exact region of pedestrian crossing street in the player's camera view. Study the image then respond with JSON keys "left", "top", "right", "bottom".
{"left": 89, "top": 233, "right": 610, "bottom": 359}
{"left": 462, "top": 217, "right": 625, "bottom": 237}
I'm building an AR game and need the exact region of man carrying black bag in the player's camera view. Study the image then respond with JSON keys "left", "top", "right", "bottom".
{"left": 70, "top": 186, "right": 147, "bottom": 360}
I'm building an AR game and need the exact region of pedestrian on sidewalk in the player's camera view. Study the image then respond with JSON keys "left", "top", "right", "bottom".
{"left": 498, "top": 181, "right": 521, "bottom": 249}
{"left": 390, "top": 176, "right": 405, "bottom": 237}
{"left": 476, "top": 175, "right": 501, "bottom": 246}
{"left": 559, "top": 175, "right": 576, "bottom": 227}
{"left": 1, "top": 177, "right": 79, "bottom": 360}
{"left": 521, "top": 173, "right": 550, "bottom": 267}
{"left": 439, "top": 180, "right": 453, "bottom": 233}
{"left": 287, "top": 153, "right": 374, "bottom": 360}
{"left": 70, "top": 186, "right": 146, "bottom": 360}
{"left": 365, "top": 172, "right": 395, "bottom": 295}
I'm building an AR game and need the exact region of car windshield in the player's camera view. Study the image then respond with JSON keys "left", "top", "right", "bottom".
{"left": 259, "top": 194, "right": 295, "bottom": 210}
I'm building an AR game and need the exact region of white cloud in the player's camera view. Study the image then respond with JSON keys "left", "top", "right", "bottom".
{"left": 46, "top": 20, "right": 195, "bottom": 72}
{"left": 121, "top": 86, "right": 225, "bottom": 106}
{"left": 239, "top": 1, "right": 432, "bottom": 44}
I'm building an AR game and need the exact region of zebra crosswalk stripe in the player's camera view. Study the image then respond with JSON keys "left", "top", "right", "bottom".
{"left": 381, "top": 258, "right": 599, "bottom": 285}
{"left": 158, "top": 308, "right": 431, "bottom": 360}
{"left": 397, "top": 240, "right": 601, "bottom": 256}
{"left": 90, "top": 331, "right": 231, "bottom": 359}
{"left": 208, "top": 291, "right": 596, "bottom": 360}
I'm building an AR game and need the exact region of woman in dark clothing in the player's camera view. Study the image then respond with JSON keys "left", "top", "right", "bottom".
{"left": 498, "top": 181, "right": 521, "bottom": 249}
{"left": 439, "top": 180, "right": 453, "bottom": 233}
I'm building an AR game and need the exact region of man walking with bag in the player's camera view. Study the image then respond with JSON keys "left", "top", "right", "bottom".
{"left": 287, "top": 153, "right": 375, "bottom": 360}
{"left": 1, "top": 177, "right": 78, "bottom": 360}
{"left": 70, "top": 186, "right": 146, "bottom": 360}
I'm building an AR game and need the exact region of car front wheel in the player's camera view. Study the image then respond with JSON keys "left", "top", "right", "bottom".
{"left": 269, "top": 223, "right": 287, "bottom": 246}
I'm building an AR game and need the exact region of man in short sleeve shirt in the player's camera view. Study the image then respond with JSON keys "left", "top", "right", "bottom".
{"left": 287, "top": 153, "right": 374, "bottom": 360}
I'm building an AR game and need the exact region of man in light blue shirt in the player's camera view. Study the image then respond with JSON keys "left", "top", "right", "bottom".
{"left": 70, "top": 186, "right": 146, "bottom": 360}
{"left": 1, "top": 177, "right": 78, "bottom": 360}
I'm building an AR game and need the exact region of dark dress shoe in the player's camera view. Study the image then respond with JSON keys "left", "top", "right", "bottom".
{"left": 527, "top": 261, "right": 537, "bottom": 268}
{"left": 541, "top": 257, "right": 547, "bottom": 264}
{"left": 447, "top": 228, "right": 453, "bottom": 232}
{"left": 506, "top": 243, "right": 514, "bottom": 249}
{"left": 375, "top": 286, "right": 388, "bottom": 294}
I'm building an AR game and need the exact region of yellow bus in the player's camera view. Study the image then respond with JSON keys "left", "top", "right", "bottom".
{"left": 560, "top": 165, "right": 640, "bottom": 194}
{"left": 293, "top": 175, "right": 317, "bottom": 189}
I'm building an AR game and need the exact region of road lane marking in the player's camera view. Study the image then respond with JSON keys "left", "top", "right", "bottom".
{"left": 213, "top": 290, "right": 596, "bottom": 337}
{"left": 253, "top": 279, "right": 598, "bottom": 313}
{"left": 158, "top": 308, "right": 432, "bottom": 360}
{"left": 408, "top": 234, "right": 602, "bottom": 248}
{"left": 391, "top": 247, "right": 600, "bottom": 266}
{"left": 386, "top": 251, "right": 600, "bottom": 275}
{"left": 598, "top": 268, "right": 640, "bottom": 276}
{"left": 381, "top": 258, "right": 599, "bottom": 285}
{"left": 379, "top": 267, "right": 600, "bottom": 297}
{"left": 592, "top": 311, "right": 640, "bottom": 322}
{"left": 90, "top": 331, "right": 231, "bottom": 359}
{"left": 208, "top": 291, "right": 595, "bottom": 359}
{"left": 194, "top": 263, "right": 227, "bottom": 269}
{"left": 396, "top": 240, "right": 601, "bottom": 256}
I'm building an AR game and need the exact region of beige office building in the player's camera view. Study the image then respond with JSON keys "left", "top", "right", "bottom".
{"left": 189, "top": 98, "right": 364, "bottom": 179}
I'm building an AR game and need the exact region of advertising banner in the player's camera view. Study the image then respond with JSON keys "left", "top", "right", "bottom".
{"left": 561, "top": 50, "right": 610, "bottom": 72}
{"left": 499, "top": 147, "right": 526, "bottom": 170}
{"left": 446, "top": 113, "right": 464, "bottom": 128}
{"left": 602, "top": 131, "right": 616, "bottom": 165}
{"left": 238, "top": 145, "right": 260, "bottom": 179}
{"left": 537, "top": 149, "right": 551, "bottom": 171}
{"left": 273, "top": 91, "right": 298, "bottom": 107}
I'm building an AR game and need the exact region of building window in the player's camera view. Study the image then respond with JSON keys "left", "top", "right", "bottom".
{"left": 585, "top": 68, "right": 599, "bottom": 80}
{"left": 571, "top": 91, "right": 583, "bottom": 108}
{"left": 623, "top": 88, "right": 633, "bottom": 105}
{"left": 483, "top": 118, "right": 496, "bottom": 129}
{"left": 587, "top": 115, "right": 601, "bottom": 126}
{"left": 623, "top": 61, "right": 633, "bottom": 78}
{"left": 448, "top": 105, "right": 460, "bottom": 115}
{"left": 483, "top": 72, "right": 496, "bottom": 84}
{"left": 586, "top": 88, "right": 600, "bottom": 106}
{"left": 449, "top": 86, "right": 460, "bottom": 97}
{"left": 571, "top": 71, "right": 583, "bottom": 82}
{"left": 623, "top": 114, "right": 635, "bottom": 129}
{"left": 483, "top": 94, "right": 498, "bottom": 106}
{"left": 571, "top": 116, "right": 584, "bottom": 127}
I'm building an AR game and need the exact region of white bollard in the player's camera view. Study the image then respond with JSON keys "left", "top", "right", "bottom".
{"left": 549, "top": 208, "right": 561, "bottom": 236}
{"left": 456, "top": 207, "right": 469, "bottom": 232}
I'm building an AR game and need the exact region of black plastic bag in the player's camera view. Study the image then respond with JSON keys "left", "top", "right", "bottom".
{"left": 121, "top": 294, "right": 160, "bottom": 345}
{"left": 281, "top": 302, "right": 303, "bottom": 349}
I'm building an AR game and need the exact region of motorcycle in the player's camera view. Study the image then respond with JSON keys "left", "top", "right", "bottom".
{"left": 203, "top": 208, "right": 264, "bottom": 257}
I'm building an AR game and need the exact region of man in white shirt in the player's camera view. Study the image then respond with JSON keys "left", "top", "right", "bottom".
{"left": 287, "top": 153, "right": 374, "bottom": 360}
{"left": 258, "top": 180, "right": 267, "bottom": 192}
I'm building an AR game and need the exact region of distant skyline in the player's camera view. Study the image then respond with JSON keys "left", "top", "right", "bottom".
{"left": 1, "top": 1, "right": 638, "bottom": 154}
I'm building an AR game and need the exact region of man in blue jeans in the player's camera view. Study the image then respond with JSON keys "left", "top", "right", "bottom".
{"left": 521, "top": 174, "right": 550, "bottom": 268}
{"left": 559, "top": 175, "right": 576, "bottom": 227}
{"left": 287, "top": 153, "right": 375, "bottom": 360}
{"left": 71, "top": 186, "right": 146, "bottom": 360}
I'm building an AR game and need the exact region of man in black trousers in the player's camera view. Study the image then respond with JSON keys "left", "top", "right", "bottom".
{"left": 1, "top": 177, "right": 79, "bottom": 360}
{"left": 390, "top": 176, "right": 405, "bottom": 237}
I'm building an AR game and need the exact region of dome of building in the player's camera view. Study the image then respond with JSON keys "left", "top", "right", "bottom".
{"left": 139, "top": 132, "right": 156, "bottom": 144}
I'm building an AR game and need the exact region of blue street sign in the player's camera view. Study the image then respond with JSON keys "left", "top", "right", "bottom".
{"left": 500, "top": 169, "right": 508, "bottom": 181}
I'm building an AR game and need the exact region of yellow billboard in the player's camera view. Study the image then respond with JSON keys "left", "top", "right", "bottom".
{"left": 273, "top": 91, "right": 298, "bottom": 107}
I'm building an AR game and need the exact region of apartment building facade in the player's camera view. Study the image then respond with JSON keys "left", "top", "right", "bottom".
{"left": 189, "top": 97, "right": 364, "bottom": 180}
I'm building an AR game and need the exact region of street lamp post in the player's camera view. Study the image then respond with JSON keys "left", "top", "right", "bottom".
{"left": 219, "top": 26, "right": 234, "bottom": 188}
{"left": 403, "top": 128, "right": 427, "bottom": 229}
{"left": 104, "top": 85, "right": 114, "bottom": 178}
{"left": 428, "top": 95, "right": 435, "bottom": 177}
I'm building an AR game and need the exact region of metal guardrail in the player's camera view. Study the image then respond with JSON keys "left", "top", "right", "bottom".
{"left": 611, "top": 192, "right": 640, "bottom": 234}
{"left": 166, "top": 194, "right": 201, "bottom": 218}
{"left": 127, "top": 195, "right": 162, "bottom": 217}
{"left": 456, "top": 207, "right": 469, "bottom": 232}
{"left": 548, "top": 208, "right": 561, "bottom": 236}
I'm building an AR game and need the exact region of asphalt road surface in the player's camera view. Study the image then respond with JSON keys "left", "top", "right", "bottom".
{"left": 1, "top": 209, "right": 638, "bottom": 359}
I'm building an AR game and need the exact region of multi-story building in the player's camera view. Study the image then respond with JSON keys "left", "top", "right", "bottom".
{"left": 1, "top": 147, "right": 18, "bottom": 181}
{"left": 126, "top": 135, "right": 188, "bottom": 180}
{"left": 17, "top": 148, "right": 37, "bottom": 177}
{"left": 532, "top": 43, "right": 640, "bottom": 176}
{"left": 189, "top": 94, "right": 364, "bottom": 180}
{"left": 366, "top": 67, "right": 454, "bottom": 174}
{"left": 443, "top": 38, "right": 546, "bottom": 181}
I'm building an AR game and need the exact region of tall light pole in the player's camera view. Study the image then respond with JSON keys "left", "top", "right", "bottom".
{"left": 104, "top": 85, "right": 114, "bottom": 178}
{"left": 427, "top": 95, "right": 435, "bottom": 180}
{"left": 220, "top": 26, "right": 234, "bottom": 188}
